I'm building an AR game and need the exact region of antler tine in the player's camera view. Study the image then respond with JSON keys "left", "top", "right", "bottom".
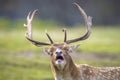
{"left": 24, "top": 9, "right": 51, "bottom": 46}
{"left": 65, "top": 3, "right": 92, "bottom": 44}
{"left": 62, "top": 28, "right": 67, "bottom": 42}
{"left": 24, "top": 10, "right": 38, "bottom": 39}
{"left": 45, "top": 30, "right": 54, "bottom": 44}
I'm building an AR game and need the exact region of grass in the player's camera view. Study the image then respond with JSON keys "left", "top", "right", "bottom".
{"left": 80, "top": 26, "right": 120, "bottom": 53}
{"left": 0, "top": 25, "right": 120, "bottom": 53}
{"left": 0, "top": 55, "right": 53, "bottom": 80}
{"left": 0, "top": 19, "right": 120, "bottom": 80}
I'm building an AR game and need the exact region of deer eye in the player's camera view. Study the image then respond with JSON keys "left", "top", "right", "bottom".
{"left": 49, "top": 47, "right": 56, "bottom": 53}
{"left": 62, "top": 46, "right": 69, "bottom": 52}
{"left": 65, "top": 48, "right": 69, "bottom": 52}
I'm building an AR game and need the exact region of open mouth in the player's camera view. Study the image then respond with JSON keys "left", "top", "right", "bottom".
{"left": 55, "top": 56, "right": 64, "bottom": 63}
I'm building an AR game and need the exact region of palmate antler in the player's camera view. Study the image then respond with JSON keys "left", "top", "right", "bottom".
{"left": 24, "top": 3, "right": 92, "bottom": 46}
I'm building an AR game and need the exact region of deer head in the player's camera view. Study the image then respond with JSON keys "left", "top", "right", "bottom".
{"left": 44, "top": 43, "right": 80, "bottom": 71}
{"left": 24, "top": 3, "right": 92, "bottom": 70}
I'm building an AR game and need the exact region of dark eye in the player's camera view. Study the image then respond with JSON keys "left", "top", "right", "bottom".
{"left": 48, "top": 49, "right": 53, "bottom": 56}
{"left": 65, "top": 48, "right": 69, "bottom": 52}
{"left": 49, "top": 48, "right": 55, "bottom": 55}
{"left": 63, "top": 46, "right": 69, "bottom": 52}
{"left": 49, "top": 47, "right": 56, "bottom": 53}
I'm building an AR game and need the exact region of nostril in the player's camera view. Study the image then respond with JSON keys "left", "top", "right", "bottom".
{"left": 55, "top": 48, "right": 62, "bottom": 55}
{"left": 56, "top": 51, "right": 62, "bottom": 55}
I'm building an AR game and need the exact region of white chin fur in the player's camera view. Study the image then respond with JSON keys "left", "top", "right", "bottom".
{"left": 55, "top": 60, "right": 66, "bottom": 70}
{"left": 55, "top": 60, "right": 65, "bottom": 65}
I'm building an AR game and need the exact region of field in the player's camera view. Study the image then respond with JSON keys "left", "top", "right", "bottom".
{"left": 0, "top": 19, "right": 120, "bottom": 80}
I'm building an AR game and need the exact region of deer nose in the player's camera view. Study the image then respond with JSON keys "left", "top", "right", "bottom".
{"left": 56, "top": 51, "right": 62, "bottom": 55}
{"left": 55, "top": 48, "right": 62, "bottom": 55}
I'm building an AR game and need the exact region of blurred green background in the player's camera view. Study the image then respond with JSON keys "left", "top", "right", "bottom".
{"left": 0, "top": 0, "right": 120, "bottom": 80}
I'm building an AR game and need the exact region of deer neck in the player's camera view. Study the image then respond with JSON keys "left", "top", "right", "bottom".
{"left": 51, "top": 56, "right": 79, "bottom": 80}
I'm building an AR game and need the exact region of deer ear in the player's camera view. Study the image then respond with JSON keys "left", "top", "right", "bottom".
{"left": 68, "top": 44, "right": 80, "bottom": 52}
{"left": 44, "top": 48, "right": 51, "bottom": 55}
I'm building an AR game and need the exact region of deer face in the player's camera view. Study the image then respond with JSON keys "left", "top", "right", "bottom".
{"left": 45, "top": 43, "right": 80, "bottom": 70}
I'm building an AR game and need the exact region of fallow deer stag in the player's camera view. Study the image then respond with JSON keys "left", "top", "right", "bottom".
{"left": 24, "top": 3, "right": 120, "bottom": 80}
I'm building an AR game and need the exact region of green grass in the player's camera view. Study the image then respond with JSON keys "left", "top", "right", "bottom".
{"left": 80, "top": 26, "right": 120, "bottom": 53}
{"left": 0, "top": 55, "right": 53, "bottom": 80}
{"left": 0, "top": 19, "right": 120, "bottom": 80}
{"left": 0, "top": 25, "right": 120, "bottom": 53}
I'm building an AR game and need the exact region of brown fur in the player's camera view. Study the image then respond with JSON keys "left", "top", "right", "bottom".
{"left": 45, "top": 43, "right": 120, "bottom": 80}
